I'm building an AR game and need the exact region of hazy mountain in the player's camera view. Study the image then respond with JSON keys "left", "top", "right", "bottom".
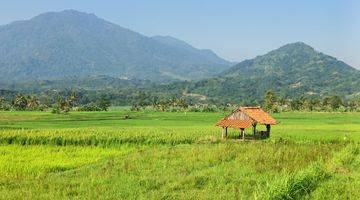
{"left": 1, "top": 11, "right": 358, "bottom": 104}
{"left": 0, "top": 10, "right": 231, "bottom": 83}
{"left": 167, "top": 42, "right": 360, "bottom": 102}
{"left": 151, "top": 35, "right": 229, "bottom": 65}
{"left": 1, "top": 75, "right": 151, "bottom": 92}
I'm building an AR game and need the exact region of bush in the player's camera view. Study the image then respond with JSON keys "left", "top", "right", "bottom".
{"left": 188, "top": 104, "right": 219, "bottom": 112}
{"left": 51, "top": 107, "right": 70, "bottom": 114}
{"left": 77, "top": 103, "right": 102, "bottom": 111}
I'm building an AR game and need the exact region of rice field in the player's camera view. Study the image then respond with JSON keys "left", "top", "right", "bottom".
{"left": 0, "top": 110, "right": 359, "bottom": 199}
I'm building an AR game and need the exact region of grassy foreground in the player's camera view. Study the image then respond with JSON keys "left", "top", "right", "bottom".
{"left": 0, "top": 110, "right": 359, "bottom": 199}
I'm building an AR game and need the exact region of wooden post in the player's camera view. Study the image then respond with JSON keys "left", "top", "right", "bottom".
{"left": 241, "top": 128, "right": 245, "bottom": 141}
{"left": 225, "top": 127, "right": 228, "bottom": 139}
{"left": 221, "top": 127, "right": 225, "bottom": 139}
{"left": 253, "top": 124, "right": 257, "bottom": 138}
{"left": 266, "top": 124, "right": 271, "bottom": 137}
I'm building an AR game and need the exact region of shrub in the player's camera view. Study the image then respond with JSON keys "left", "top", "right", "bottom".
{"left": 77, "top": 103, "right": 102, "bottom": 111}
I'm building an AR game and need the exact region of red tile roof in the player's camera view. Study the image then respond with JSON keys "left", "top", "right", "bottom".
{"left": 239, "top": 107, "right": 277, "bottom": 125}
{"left": 216, "top": 119, "right": 253, "bottom": 129}
{"left": 216, "top": 106, "right": 277, "bottom": 129}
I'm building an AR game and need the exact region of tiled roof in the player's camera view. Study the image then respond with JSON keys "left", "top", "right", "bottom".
{"left": 239, "top": 107, "right": 277, "bottom": 125}
{"left": 216, "top": 119, "right": 253, "bottom": 129}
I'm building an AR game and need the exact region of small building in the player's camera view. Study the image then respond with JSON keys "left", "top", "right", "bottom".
{"left": 216, "top": 106, "right": 277, "bottom": 140}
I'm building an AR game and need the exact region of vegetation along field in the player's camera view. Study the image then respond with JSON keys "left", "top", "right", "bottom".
{"left": 0, "top": 109, "right": 359, "bottom": 199}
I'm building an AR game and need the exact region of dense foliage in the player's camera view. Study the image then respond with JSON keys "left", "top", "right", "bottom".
{"left": 1, "top": 40, "right": 359, "bottom": 110}
{"left": 0, "top": 91, "right": 110, "bottom": 113}
{"left": 164, "top": 42, "right": 360, "bottom": 103}
{"left": 262, "top": 90, "right": 360, "bottom": 112}
{"left": 1, "top": 89, "right": 359, "bottom": 113}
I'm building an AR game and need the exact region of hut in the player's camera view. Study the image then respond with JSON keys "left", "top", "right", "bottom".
{"left": 216, "top": 106, "right": 277, "bottom": 140}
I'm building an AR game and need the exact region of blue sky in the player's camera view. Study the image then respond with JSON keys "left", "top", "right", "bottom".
{"left": 1, "top": 0, "right": 359, "bottom": 68}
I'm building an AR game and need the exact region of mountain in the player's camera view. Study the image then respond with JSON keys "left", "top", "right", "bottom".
{"left": 0, "top": 10, "right": 231, "bottom": 83}
{"left": 4, "top": 42, "right": 359, "bottom": 104}
{"left": 1, "top": 75, "right": 151, "bottom": 92}
{"left": 166, "top": 42, "right": 360, "bottom": 103}
{"left": 151, "top": 35, "right": 229, "bottom": 65}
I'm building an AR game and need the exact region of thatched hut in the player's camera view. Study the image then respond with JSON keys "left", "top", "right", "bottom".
{"left": 216, "top": 106, "right": 277, "bottom": 139}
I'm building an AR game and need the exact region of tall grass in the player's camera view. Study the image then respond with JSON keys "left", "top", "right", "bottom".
{"left": 0, "top": 127, "right": 218, "bottom": 146}
{"left": 264, "top": 162, "right": 328, "bottom": 199}
{"left": 264, "top": 144, "right": 360, "bottom": 200}
{"left": 0, "top": 143, "right": 338, "bottom": 199}
{"left": 0, "top": 145, "right": 132, "bottom": 179}
{"left": 0, "top": 111, "right": 359, "bottom": 199}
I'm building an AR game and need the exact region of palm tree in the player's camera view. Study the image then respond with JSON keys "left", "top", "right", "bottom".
{"left": 27, "top": 96, "right": 39, "bottom": 110}
{"left": 13, "top": 94, "right": 28, "bottom": 110}
{"left": 0, "top": 96, "right": 6, "bottom": 110}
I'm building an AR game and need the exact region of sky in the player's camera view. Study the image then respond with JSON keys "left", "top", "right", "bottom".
{"left": 1, "top": 0, "right": 359, "bottom": 68}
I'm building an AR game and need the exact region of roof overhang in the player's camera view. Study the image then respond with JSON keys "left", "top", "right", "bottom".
{"left": 216, "top": 119, "right": 254, "bottom": 129}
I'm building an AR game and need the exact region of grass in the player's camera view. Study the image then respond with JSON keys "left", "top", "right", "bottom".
{"left": 0, "top": 110, "right": 359, "bottom": 199}
{"left": 0, "top": 145, "right": 131, "bottom": 178}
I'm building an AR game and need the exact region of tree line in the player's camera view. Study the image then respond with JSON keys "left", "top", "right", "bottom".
{"left": 1, "top": 90, "right": 359, "bottom": 113}
{"left": 0, "top": 91, "right": 110, "bottom": 113}
{"left": 263, "top": 90, "right": 360, "bottom": 113}
{"left": 128, "top": 90, "right": 360, "bottom": 113}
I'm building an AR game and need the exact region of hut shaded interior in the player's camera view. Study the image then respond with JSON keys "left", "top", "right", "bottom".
{"left": 216, "top": 106, "right": 277, "bottom": 139}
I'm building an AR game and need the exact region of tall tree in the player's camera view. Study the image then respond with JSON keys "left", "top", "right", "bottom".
{"left": 97, "top": 95, "right": 111, "bottom": 111}
{"left": 329, "top": 96, "right": 343, "bottom": 110}
{"left": 0, "top": 96, "right": 9, "bottom": 111}
{"left": 12, "top": 94, "right": 28, "bottom": 111}
{"left": 323, "top": 96, "right": 343, "bottom": 111}
{"left": 27, "top": 96, "right": 40, "bottom": 110}
{"left": 52, "top": 95, "right": 71, "bottom": 114}
{"left": 68, "top": 91, "right": 79, "bottom": 108}
{"left": 264, "top": 90, "right": 278, "bottom": 112}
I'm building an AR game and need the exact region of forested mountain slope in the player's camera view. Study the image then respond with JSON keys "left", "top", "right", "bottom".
{"left": 0, "top": 10, "right": 231, "bottom": 82}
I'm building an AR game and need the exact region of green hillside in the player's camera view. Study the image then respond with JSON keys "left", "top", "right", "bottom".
{"left": 2, "top": 42, "right": 359, "bottom": 105}
{"left": 174, "top": 42, "right": 360, "bottom": 102}
{"left": 0, "top": 10, "right": 231, "bottom": 82}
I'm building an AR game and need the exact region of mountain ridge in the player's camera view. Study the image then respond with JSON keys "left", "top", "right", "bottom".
{"left": 0, "top": 9, "right": 232, "bottom": 82}
{"left": 165, "top": 42, "right": 360, "bottom": 103}
{"left": 1, "top": 42, "right": 359, "bottom": 104}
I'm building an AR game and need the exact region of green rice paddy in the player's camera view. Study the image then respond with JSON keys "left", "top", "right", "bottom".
{"left": 0, "top": 110, "right": 359, "bottom": 199}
